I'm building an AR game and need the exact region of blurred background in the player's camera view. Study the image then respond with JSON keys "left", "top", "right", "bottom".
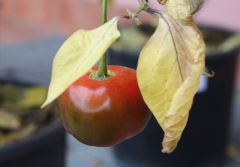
{"left": 0, "top": 0, "right": 240, "bottom": 167}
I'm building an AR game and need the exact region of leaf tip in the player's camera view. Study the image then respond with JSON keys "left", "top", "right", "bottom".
{"left": 162, "top": 147, "right": 174, "bottom": 154}
{"left": 162, "top": 142, "right": 177, "bottom": 154}
{"left": 41, "top": 97, "right": 52, "bottom": 109}
{"left": 162, "top": 134, "right": 179, "bottom": 153}
{"left": 41, "top": 102, "right": 47, "bottom": 109}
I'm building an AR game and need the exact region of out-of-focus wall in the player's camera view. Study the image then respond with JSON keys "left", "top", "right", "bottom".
{"left": 1, "top": 0, "right": 239, "bottom": 45}
{"left": 196, "top": 0, "right": 240, "bottom": 31}
{"left": 0, "top": 0, "right": 101, "bottom": 44}
{"left": 117, "top": 0, "right": 240, "bottom": 31}
{"left": 0, "top": 0, "right": 239, "bottom": 84}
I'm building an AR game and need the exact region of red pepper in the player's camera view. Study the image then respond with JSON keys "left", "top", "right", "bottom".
{"left": 58, "top": 65, "right": 151, "bottom": 146}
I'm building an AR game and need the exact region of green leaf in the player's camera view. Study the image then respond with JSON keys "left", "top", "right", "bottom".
{"left": 42, "top": 17, "right": 120, "bottom": 108}
{"left": 137, "top": 9, "right": 205, "bottom": 153}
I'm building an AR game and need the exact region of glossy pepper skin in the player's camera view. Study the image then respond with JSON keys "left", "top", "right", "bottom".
{"left": 58, "top": 66, "right": 151, "bottom": 147}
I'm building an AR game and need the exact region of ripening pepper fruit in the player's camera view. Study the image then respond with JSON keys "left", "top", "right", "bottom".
{"left": 58, "top": 65, "right": 151, "bottom": 146}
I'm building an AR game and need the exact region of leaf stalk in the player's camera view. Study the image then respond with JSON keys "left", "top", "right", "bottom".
{"left": 98, "top": 0, "right": 108, "bottom": 77}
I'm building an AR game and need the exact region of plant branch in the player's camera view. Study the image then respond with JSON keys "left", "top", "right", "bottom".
{"left": 122, "top": 0, "right": 149, "bottom": 24}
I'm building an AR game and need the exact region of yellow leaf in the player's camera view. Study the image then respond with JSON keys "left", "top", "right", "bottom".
{"left": 137, "top": 13, "right": 205, "bottom": 153}
{"left": 17, "top": 87, "right": 47, "bottom": 109}
{"left": 42, "top": 17, "right": 120, "bottom": 108}
{"left": 165, "top": 0, "right": 204, "bottom": 23}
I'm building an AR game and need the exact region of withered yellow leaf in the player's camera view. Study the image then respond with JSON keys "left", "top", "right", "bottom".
{"left": 137, "top": 12, "right": 205, "bottom": 153}
{"left": 165, "top": 0, "right": 204, "bottom": 23}
{"left": 42, "top": 17, "right": 120, "bottom": 108}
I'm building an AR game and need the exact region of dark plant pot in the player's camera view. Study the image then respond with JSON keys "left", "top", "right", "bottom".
{"left": 0, "top": 79, "right": 66, "bottom": 167}
{"left": 109, "top": 26, "right": 240, "bottom": 167}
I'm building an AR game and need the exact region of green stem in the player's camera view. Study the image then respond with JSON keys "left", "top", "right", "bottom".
{"left": 98, "top": 0, "right": 108, "bottom": 77}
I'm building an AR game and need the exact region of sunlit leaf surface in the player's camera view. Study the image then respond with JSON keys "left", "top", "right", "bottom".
{"left": 42, "top": 17, "right": 120, "bottom": 108}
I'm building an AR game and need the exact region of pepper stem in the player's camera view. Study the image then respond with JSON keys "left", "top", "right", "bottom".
{"left": 98, "top": 0, "right": 108, "bottom": 77}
